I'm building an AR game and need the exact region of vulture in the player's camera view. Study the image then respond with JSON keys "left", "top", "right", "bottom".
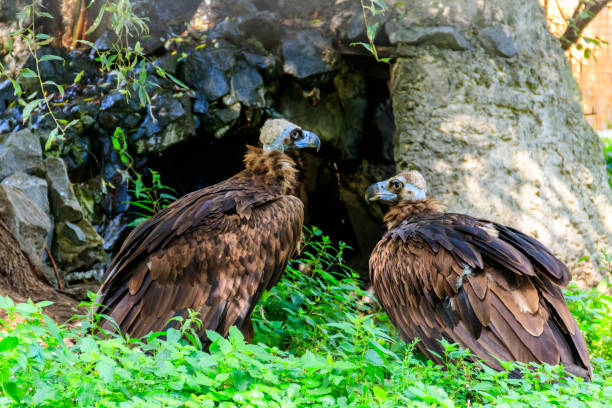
{"left": 366, "top": 171, "right": 592, "bottom": 380}
{"left": 94, "top": 118, "right": 320, "bottom": 343}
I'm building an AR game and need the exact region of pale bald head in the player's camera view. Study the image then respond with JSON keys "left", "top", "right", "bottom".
{"left": 258, "top": 118, "right": 321, "bottom": 153}
{"left": 397, "top": 170, "right": 427, "bottom": 193}
{"left": 365, "top": 170, "right": 427, "bottom": 204}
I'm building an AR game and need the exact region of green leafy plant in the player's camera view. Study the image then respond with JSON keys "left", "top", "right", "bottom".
{"left": 111, "top": 127, "right": 177, "bottom": 226}
{"left": 80, "top": 0, "right": 188, "bottom": 113}
{"left": 602, "top": 136, "right": 612, "bottom": 188}
{"left": 352, "top": 0, "right": 391, "bottom": 63}
{"left": 0, "top": 1, "right": 78, "bottom": 150}
{"left": 0, "top": 0, "right": 188, "bottom": 150}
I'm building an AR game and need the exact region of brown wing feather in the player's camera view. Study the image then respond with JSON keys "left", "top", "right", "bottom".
{"left": 95, "top": 176, "right": 303, "bottom": 342}
{"left": 370, "top": 212, "right": 592, "bottom": 380}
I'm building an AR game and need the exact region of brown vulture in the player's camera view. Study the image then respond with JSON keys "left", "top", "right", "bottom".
{"left": 94, "top": 119, "right": 320, "bottom": 342}
{"left": 366, "top": 171, "right": 592, "bottom": 380}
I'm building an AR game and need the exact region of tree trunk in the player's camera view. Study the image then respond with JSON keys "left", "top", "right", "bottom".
{"left": 0, "top": 218, "right": 79, "bottom": 322}
{"left": 561, "top": 0, "right": 611, "bottom": 50}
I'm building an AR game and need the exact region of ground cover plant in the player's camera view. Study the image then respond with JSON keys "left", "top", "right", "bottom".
{"left": 0, "top": 227, "right": 610, "bottom": 407}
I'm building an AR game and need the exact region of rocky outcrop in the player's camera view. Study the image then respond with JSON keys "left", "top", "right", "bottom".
{"left": 0, "top": 129, "right": 106, "bottom": 291}
{"left": 0, "top": 185, "right": 52, "bottom": 268}
{"left": 44, "top": 157, "right": 106, "bottom": 273}
{"left": 0, "top": 129, "right": 42, "bottom": 181}
{"left": 1, "top": 172, "right": 49, "bottom": 215}
{"left": 388, "top": 0, "right": 612, "bottom": 285}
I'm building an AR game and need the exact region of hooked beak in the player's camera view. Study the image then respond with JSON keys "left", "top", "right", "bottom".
{"left": 365, "top": 180, "right": 396, "bottom": 204}
{"left": 293, "top": 130, "right": 321, "bottom": 151}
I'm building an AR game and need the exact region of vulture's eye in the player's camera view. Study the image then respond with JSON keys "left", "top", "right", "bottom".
{"left": 290, "top": 128, "right": 302, "bottom": 140}
{"left": 390, "top": 180, "right": 403, "bottom": 191}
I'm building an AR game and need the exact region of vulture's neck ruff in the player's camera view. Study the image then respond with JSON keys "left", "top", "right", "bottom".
{"left": 243, "top": 146, "right": 299, "bottom": 195}
{"left": 384, "top": 198, "right": 444, "bottom": 230}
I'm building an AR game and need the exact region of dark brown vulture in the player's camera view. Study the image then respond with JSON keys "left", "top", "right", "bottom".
{"left": 366, "top": 171, "right": 592, "bottom": 380}
{"left": 94, "top": 118, "right": 320, "bottom": 342}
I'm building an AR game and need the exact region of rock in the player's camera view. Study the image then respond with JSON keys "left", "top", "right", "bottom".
{"left": 230, "top": 64, "right": 266, "bottom": 108}
{"left": 0, "top": 79, "right": 13, "bottom": 115}
{"left": 243, "top": 52, "right": 279, "bottom": 78}
{"left": 0, "top": 129, "right": 43, "bottom": 181}
{"left": 98, "top": 89, "right": 142, "bottom": 130}
{"left": 100, "top": 90, "right": 138, "bottom": 112}
{"left": 133, "top": 0, "right": 201, "bottom": 47}
{"left": 194, "top": 98, "right": 210, "bottom": 114}
{"left": 373, "top": 100, "right": 396, "bottom": 163}
{"left": 390, "top": 0, "right": 612, "bottom": 285}
{"left": 238, "top": 11, "right": 283, "bottom": 49}
{"left": 385, "top": 23, "right": 471, "bottom": 50}
{"left": 100, "top": 214, "right": 130, "bottom": 252}
{"left": 73, "top": 177, "right": 105, "bottom": 225}
{"left": 200, "top": 103, "right": 241, "bottom": 138}
{"left": 133, "top": 93, "right": 196, "bottom": 153}
{"left": 178, "top": 48, "right": 237, "bottom": 100}
{"left": 1, "top": 172, "right": 49, "bottom": 214}
{"left": 53, "top": 218, "right": 105, "bottom": 272}
{"left": 330, "top": 1, "right": 366, "bottom": 41}
{"left": 0, "top": 185, "right": 52, "bottom": 267}
{"left": 277, "top": 68, "right": 367, "bottom": 159}
{"left": 154, "top": 53, "right": 179, "bottom": 75}
{"left": 45, "top": 156, "right": 83, "bottom": 222}
{"left": 62, "top": 221, "right": 87, "bottom": 245}
{"left": 282, "top": 29, "right": 339, "bottom": 85}
{"left": 0, "top": 107, "right": 22, "bottom": 135}
{"left": 478, "top": 25, "right": 517, "bottom": 58}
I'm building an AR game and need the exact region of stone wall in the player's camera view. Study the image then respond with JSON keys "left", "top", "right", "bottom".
{"left": 387, "top": 0, "right": 612, "bottom": 285}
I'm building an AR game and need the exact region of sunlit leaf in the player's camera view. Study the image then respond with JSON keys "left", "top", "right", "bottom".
{"left": 21, "top": 98, "right": 43, "bottom": 122}
{"left": 39, "top": 54, "right": 64, "bottom": 63}
{"left": 86, "top": 4, "right": 107, "bottom": 35}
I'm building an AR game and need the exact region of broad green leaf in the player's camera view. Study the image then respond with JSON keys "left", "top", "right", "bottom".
{"left": 96, "top": 357, "right": 116, "bottom": 383}
{"left": 76, "top": 39, "right": 97, "bottom": 49}
{"left": 19, "top": 68, "right": 37, "bottom": 78}
{"left": 228, "top": 326, "right": 244, "bottom": 345}
{"left": 86, "top": 4, "right": 106, "bottom": 35}
{"left": 39, "top": 54, "right": 64, "bottom": 63}
{"left": 9, "top": 78, "right": 21, "bottom": 96}
{"left": 21, "top": 98, "right": 44, "bottom": 122}
{"left": 45, "top": 128, "right": 60, "bottom": 151}
{"left": 166, "top": 73, "right": 189, "bottom": 89}
{"left": 0, "top": 336, "right": 18, "bottom": 352}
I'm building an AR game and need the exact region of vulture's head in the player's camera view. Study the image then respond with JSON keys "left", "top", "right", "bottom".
{"left": 365, "top": 171, "right": 427, "bottom": 205}
{"left": 259, "top": 118, "right": 321, "bottom": 153}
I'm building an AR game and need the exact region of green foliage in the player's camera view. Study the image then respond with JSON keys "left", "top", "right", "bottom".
{"left": 565, "top": 283, "right": 612, "bottom": 361}
{"left": 0, "top": 0, "right": 188, "bottom": 151}
{"left": 0, "top": 1, "right": 78, "bottom": 149}
{"left": 602, "top": 136, "right": 612, "bottom": 188}
{"left": 111, "top": 127, "right": 177, "bottom": 226}
{"left": 80, "top": 0, "right": 187, "bottom": 112}
{"left": 564, "top": 252, "right": 612, "bottom": 361}
{"left": 0, "top": 229, "right": 610, "bottom": 407}
{"left": 351, "top": 0, "right": 391, "bottom": 63}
